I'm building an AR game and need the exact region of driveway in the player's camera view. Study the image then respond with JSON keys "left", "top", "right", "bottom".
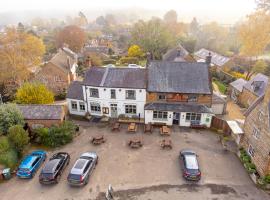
{"left": 0, "top": 123, "right": 268, "bottom": 200}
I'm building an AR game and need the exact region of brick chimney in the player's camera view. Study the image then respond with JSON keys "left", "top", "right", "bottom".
{"left": 206, "top": 52, "right": 212, "bottom": 66}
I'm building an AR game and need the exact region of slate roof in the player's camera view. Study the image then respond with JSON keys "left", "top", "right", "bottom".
{"left": 147, "top": 61, "right": 212, "bottom": 94}
{"left": 18, "top": 105, "right": 64, "bottom": 120}
{"left": 145, "top": 102, "right": 213, "bottom": 113}
{"left": 50, "top": 47, "right": 77, "bottom": 72}
{"left": 67, "top": 81, "right": 84, "bottom": 100}
{"left": 83, "top": 66, "right": 147, "bottom": 89}
{"left": 230, "top": 78, "right": 247, "bottom": 92}
{"left": 194, "top": 48, "right": 230, "bottom": 67}
{"left": 243, "top": 73, "right": 269, "bottom": 97}
{"left": 163, "top": 44, "right": 189, "bottom": 62}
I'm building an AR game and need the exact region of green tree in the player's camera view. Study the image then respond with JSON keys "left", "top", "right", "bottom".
{"left": 131, "top": 19, "right": 175, "bottom": 59}
{"left": 7, "top": 125, "right": 29, "bottom": 154}
{"left": 128, "top": 45, "right": 144, "bottom": 58}
{"left": 15, "top": 82, "right": 54, "bottom": 104}
{"left": 0, "top": 103, "right": 24, "bottom": 135}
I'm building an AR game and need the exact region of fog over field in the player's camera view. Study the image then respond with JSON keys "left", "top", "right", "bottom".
{"left": 0, "top": 0, "right": 256, "bottom": 25}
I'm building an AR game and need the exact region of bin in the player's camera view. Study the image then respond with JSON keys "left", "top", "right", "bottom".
{"left": 2, "top": 168, "right": 11, "bottom": 180}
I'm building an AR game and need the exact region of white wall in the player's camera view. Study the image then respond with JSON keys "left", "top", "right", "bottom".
{"left": 211, "top": 103, "right": 225, "bottom": 115}
{"left": 67, "top": 98, "right": 87, "bottom": 116}
{"left": 85, "top": 86, "right": 146, "bottom": 118}
{"left": 144, "top": 110, "right": 173, "bottom": 125}
{"left": 179, "top": 112, "right": 213, "bottom": 127}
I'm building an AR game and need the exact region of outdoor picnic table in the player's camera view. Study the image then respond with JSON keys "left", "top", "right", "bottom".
{"left": 128, "top": 136, "right": 143, "bottom": 148}
{"left": 160, "top": 126, "right": 171, "bottom": 136}
{"left": 91, "top": 135, "right": 106, "bottom": 145}
{"left": 144, "top": 123, "right": 152, "bottom": 134}
{"left": 160, "top": 139, "right": 172, "bottom": 149}
{"left": 128, "top": 123, "right": 137, "bottom": 133}
{"left": 111, "top": 122, "right": 120, "bottom": 132}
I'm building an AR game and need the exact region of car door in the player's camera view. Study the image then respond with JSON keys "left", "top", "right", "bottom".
{"left": 83, "top": 161, "right": 91, "bottom": 180}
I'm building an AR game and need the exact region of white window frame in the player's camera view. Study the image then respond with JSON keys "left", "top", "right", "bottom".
{"left": 252, "top": 127, "right": 260, "bottom": 140}
{"left": 90, "top": 102, "right": 101, "bottom": 113}
{"left": 153, "top": 111, "right": 168, "bottom": 120}
{"left": 125, "top": 105, "right": 137, "bottom": 114}
{"left": 89, "top": 88, "right": 99, "bottom": 98}
{"left": 79, "top": 102, "right": 86, "bottom": 111}
{"left": 188, "top": 95, "right": 198, "bottom": 102}
{"left": 71, "top": 101, "right": 78, "bottom": 110}
{"left": 111, "top": 89, "right": 116, "bottom": 99}
{"left": 185, "top": 113, "right": 201, "bottom": 122}
{"left": 248, "top": 144, "right": 255, "bottom": 157}
{"left": 158, "top": 94, "right": 166, "bottom": 101}
{"left": 125, "top": 90, "right": 136, "bottom": 100}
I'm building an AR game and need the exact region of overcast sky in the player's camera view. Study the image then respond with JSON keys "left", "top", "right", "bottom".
{"left": 0, "top": 0, "right": 257, "bottom": 23}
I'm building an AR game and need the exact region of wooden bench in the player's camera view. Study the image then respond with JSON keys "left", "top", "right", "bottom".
{"left": 91, "top": 135, "right": 106, "bottom": 145}
{"left": 144, "top": 123, "right": 153, "bottom": 134}
{"left": 160, "top": 126, "right": 171, "bottom": 136}
{"left": 128, "top": 137, "right": 143, "bottom": 148}
{"left": 111, "top": 122, "right": 120, "bottom": 132}
{"left": 128, "top": 123, "right": 137, "bottom": 133}
{"left": 160, "top": 139, "right": 172, "bottom": 149}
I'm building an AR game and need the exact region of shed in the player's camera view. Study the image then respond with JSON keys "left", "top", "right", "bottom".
{"left": 226, "top": 120, "right": 244, "bottom": 145}
{"left": 18, "top": 105, "right": 65, "bottom": 129}
{"left": 211, "top": 92, "right": 227, "bottom": 115}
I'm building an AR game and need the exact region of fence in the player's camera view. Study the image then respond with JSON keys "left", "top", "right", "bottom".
{"left": 211, "top": 116, "right": 231, "bottom": 135}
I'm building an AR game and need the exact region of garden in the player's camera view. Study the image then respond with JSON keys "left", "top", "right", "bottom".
{"left": 0, "top": 103, "right": 77, "bottom": 171}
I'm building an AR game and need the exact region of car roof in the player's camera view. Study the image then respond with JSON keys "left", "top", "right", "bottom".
{"left": 42, "top": 159, "right": 61, "bottom": 173}
{"left": 19, "top": 155, "right": 39, "bottom": 169}
{"left": 70, "top": 159, "right": 89, "bottom": 175}
{"left": 184, "top": 155, "right": 199, "bottom": 170}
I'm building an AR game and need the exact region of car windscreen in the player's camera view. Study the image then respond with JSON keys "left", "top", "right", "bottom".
{"left": 41, "top": 173, "right": 54, "bottom": 178}
{"left": 68, "top": 174, "right": 81, "bottom": 180}
{"left": 185, "top": 155, "right": 199, "bottom": 170}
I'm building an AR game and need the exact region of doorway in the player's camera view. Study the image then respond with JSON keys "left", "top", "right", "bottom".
{"left": 173, "top": 112, "right": 180, "bottom": 125}
{"left": 110, "top": 104, "right": 118, "bottom": 118}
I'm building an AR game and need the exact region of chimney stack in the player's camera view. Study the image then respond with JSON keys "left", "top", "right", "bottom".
{"left": 206, "top": 52, "right": 212, "bottom": 66}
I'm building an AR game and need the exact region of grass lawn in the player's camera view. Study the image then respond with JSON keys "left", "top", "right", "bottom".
{"left": 213, "top": 79, "right": 228, "bottom": 94}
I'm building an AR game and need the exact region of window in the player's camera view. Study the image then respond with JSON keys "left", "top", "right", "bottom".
{"left": 158, "top": 94, "right": 166, "bottom": 100}
{"left": 248, "top": 144, "right": 255, "bottom": 157}
{"left": 188, "top": 95, "right": 198, "bottom": 102}
{"left": 90, "top": 88, "right": 99, "bottom": 98}
{"left": 126, "top": 90, "right": 136, "bottom": 100}
{"left": 90, "top": 103, "right": 101, "bottom": 113}
{"left": 102, "top": 107, "right": 109, "bottom": 114}
{"left": 252, "top": 127, "right": 260, "bottom": 140}
{"left": 71, "top": 101, "right": 77, "bottom": 110}
{"left": 153, "top": 111, "right": 168, "bottom": 120}
{"left": 186, "top": 113, "right": 201, "bottom": 122}
{"left": 125, "top": 105, "right": 137, "bottom": 114}
{"left": 111, "top": 89, "right": 116, "bottom": 99}
{"left": 79, "top": 102, "right": 85, "bottom": 111}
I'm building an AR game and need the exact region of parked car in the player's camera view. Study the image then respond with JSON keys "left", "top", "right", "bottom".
{"left": 16, "top": 150, "right": 47, "bottom": 178}
{"left": 179, "top": 150, "right": 201, "bottom": 181}
{"left": 67, "top": 152, "right": 98, "bottom": 186}
{"left": 39, "top": 152, "right": 70, "bottom": 184}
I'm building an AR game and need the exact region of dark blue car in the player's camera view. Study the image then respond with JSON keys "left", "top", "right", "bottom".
{"left": 17, "top": 150, "right": 47, "bottom": 178}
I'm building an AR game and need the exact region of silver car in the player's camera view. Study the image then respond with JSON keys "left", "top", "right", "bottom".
{"left": 67, "top": 152, "right": 98, "bottom": 186}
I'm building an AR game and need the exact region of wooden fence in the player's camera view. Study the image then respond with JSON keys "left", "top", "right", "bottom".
{"left": 211, "top": 116, "right": 231, "bottom": 135}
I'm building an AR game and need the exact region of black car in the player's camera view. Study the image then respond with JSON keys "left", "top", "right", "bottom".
{"left": 179, "top": 150, "right": 201, "bottom": 181}
{"left": 39, "top": 152, "right": 70, "bottom": 184}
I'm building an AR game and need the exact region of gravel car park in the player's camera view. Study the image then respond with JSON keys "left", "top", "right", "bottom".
{"left": 0, "top": 124, "right": 269, "bottom": 200}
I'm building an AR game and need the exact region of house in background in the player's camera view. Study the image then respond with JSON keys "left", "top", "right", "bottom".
{"left": 34, "top": 47, "right": 78, "bottom": 95}
{"left": 145, "top": 61, "right": 213, "bottom": 127}
{"left": 238, "top": 73, "right": 269, "bottom": 108}
{"left": 162, "top": 44, "right": 195, "bottom": 62}
{"left": 67, "top": 66, "right": 147, "bottom": 119}
{"left": 18, "top": 105, "right": 65, "bottom": 130}
{"left": 194, "top": 48, "right": 233, "bottom": 71}
{"left": 228, "top": 78, "right": 247, "bottom": 102}
{"left": 240, "top": 82, "right": 270, "bottom": 177}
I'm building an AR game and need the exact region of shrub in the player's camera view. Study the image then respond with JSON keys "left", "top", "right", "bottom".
{"left": 245, "top": 162, "right": 257, "bottom": 174}
{"left": 119, "top": 57, "right": 139, "bottom": 65}
{"left": 0, "top": 137, "right": 11, "bottom": 154}
{"left": 263, "top": 174, "right": 270, "bottom": 184}
{"left": 36, "top": 121, "right": 76, "bottom": 148}
{"left": 0, "top": 103, "right": 24, "bottom": 135}
{"left": 0, "top": 148, "right": 18, "bottom": 169}
{"left": 7, "top": 125, "right": 30, "bottom": 155}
